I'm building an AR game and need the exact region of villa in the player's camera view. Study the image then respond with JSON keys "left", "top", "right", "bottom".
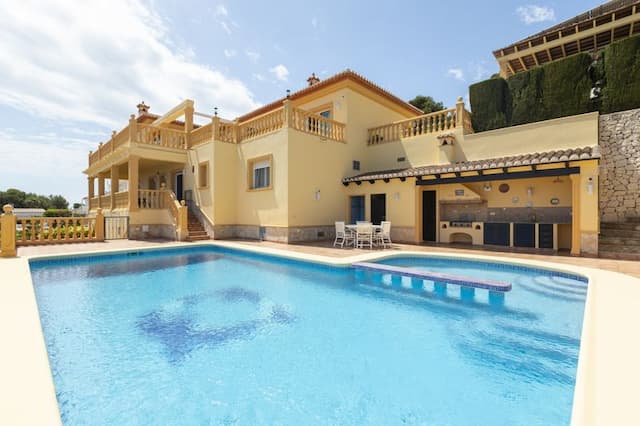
{"left": 3, "top": 1, "right": 640, "bottom": 425}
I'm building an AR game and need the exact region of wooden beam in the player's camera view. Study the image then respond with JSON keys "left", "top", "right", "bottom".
{"left": 151, "top": 100, "right": 194, "bottom": 126}
{"left": 415, "top": 167, "right": 580, "bottom": 186}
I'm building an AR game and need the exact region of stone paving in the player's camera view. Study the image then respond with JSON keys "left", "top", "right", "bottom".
{"left": 16, "top": 238, "right": 640, "bottom": 278}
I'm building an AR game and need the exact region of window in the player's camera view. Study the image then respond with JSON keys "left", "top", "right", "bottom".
{"left": 198, "top": 162, "right": 209, "bottom": 188}
{"left": 248, "top": 155, "right": 272, "bottom": 190}
{"left": 319, "top": 110, "right": 331, "bottom": 119}
{"left": 352, "top": 160, "right": 361, "bottom": 171}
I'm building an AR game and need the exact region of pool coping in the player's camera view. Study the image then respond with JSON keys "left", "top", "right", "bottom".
{"left": 2, "top": 240, "right": 639, "bottom": 425}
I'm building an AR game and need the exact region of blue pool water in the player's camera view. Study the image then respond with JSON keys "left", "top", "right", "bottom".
{"left": 30, "top": 247, "right": 587, "bottom": 425}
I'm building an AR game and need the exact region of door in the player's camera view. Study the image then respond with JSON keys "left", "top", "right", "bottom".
{"left": 514, "top": 223, "right": 535, "bottom": 247}
{"left": 370, "top": 194, "right": 386, "bottom": 225}
{"left": 538, "top": 224, "right": 554, "bottom": 249}
{"left": 175, "top": 172, "right": 184, "bottom": 201}
{"left": 484, "top": 223, "right": 510, "bottom": 246}
{"left": 349, "top": 196, "right": 365, "bottom": 224}
{"left": 422, "top": 190, "right": 437, "bottom": 242}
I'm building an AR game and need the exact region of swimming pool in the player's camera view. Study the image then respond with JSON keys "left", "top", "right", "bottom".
{"left": 30, "top": 246, "right": 587, "bottom": 425}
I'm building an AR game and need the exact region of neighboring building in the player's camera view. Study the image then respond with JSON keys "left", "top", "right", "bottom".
{"left": 494, "top": 0, "right": 640, "bottom": 77}
{"left": 84, "top": 68, "right": 601, "bottom": 256}
{"left": 13, "top": 208, "right": 46, "bottom": 218}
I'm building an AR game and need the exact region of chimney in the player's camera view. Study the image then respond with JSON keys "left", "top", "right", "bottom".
{"left": 137, "top": 101, "right": 150, "bottom": 116}
{"left": 306, "top": 73, "right": 320, "bottom": 87}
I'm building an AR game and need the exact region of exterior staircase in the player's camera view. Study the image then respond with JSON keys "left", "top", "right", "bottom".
{"left": 599, "top": 218, "right": 640, "bottom": 260}
{"left": 187, "top": 211, "right": 210, "bottom": 241}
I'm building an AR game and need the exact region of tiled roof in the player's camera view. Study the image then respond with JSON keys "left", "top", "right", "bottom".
{"left": 342, "top": 146, "right": 601, "bottom": 183}
{"left": 236, "top": 69, "right": 423, "bottom": 122}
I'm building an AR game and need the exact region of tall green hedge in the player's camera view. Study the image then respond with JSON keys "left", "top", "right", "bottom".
{"left": 469, "top": 52, "right": 593, "bottom": 130}
{"left": 469, "top": 78, "right": 509, "bottom": 132}
{"left": 601, "top": 34, "right": 640, "bottom": 113}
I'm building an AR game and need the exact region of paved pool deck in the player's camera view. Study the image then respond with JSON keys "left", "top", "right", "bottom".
{"left": 4, "top": 238, "right": 640, "bottom": 425}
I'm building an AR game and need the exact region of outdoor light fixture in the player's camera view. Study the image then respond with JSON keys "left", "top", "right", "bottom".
{"left": 527, "top": 187, "right": 533, "bottom": 197}
{"left": 314, "top": 189, "right": 321, "bottom": 200}
{"left": 286, "top": 89, "right": 291, "bottom": 99}
{"left": 587, "top": 177, "right": 594, "bottom": 195}
{"left": 214, "top": 107, "right": 218, "bottom": 117}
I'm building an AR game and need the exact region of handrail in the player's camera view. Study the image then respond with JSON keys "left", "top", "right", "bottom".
{"left": 15, "top": 216, "right": 101, "bottom": 246}
{"left": 135, "top": 125, "right": 187, "bottom": 149}
{"left": 190, "top": 123, "right": 213, "bottom": 146}
{"left": 164, "top": 190, "right": 188, "bottom": 240}
{"left": 367, "top": 108, "right": 458, "bottom": 145}
{"left": 238, "top": 108, "right": 285, "bottom": 141}
{"left": 291, "top": 107, "right": 346, "bottom": 142}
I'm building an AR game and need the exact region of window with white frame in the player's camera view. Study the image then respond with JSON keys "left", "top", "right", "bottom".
{"left": 251, "top": 158, "right": 271, "bottom": 189}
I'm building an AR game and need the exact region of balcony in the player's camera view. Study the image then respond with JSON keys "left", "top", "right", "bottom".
{"left": 367, "top": 99, "right": 473, "bottom": 145}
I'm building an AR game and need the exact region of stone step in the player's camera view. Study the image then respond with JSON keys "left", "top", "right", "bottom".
{"left": 598, "top": 251, "right": 640, "bottom": 261}
{"left": 600, "top": 222, "right": 640, "bottom": 231}
{"left": 599, "top": 243, "right": 640, "bottom": 254}
{"left": 188, "top": 235, "right": 210, "bottom": 241}
{"left": 599, "top": 228, "right": 640, "bottom": 239}
{"left": 599, "top": 236, "right": 640, "bottom": 247}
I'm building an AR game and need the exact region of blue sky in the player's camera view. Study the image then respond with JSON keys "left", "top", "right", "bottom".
{"left": 0, "top": 0, "right": 604, "bottom": 205}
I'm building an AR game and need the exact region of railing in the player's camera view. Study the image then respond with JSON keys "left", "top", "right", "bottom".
{"left": 114, "top": 191, "right": 128, "bottom": 209}
{"left": 190, "top": 122, "right": 213, "bottom": 146}
{"left": 367, "top": 108, "right": 459, "bottom": 145}
{"left": 15, "top": 216, "right": 102, "bottom": 246}
{"left": 99, "top": 194, "right": 111, "bottom": 208}
{"left": 138, "top": 189, "right": 165, "bottom": 209}
{"left": 291, "top": 107, "right": 346, "bottom": 142}
{"left": 216, "top": 121, "right": 237, "bottom": 143}
{"left": 135, "top": 125, "right": 187, "bottom": 149}
{"left": 164, "top": 190, "right": 188, "bottom": 240}
{"left": 238, "top": 108, "right": 285, "bottom": 141}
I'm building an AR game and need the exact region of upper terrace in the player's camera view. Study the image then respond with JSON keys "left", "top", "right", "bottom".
{"left": 494, "top": 0, "right": 640, "bottom": 76}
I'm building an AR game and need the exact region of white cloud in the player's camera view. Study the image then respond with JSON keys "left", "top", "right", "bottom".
{"left": 447, "top": 68, "right": 465, "bottom": 82}
{"left": 0, "top": 0, "right": 260, "bottom": 128}
{"left": 516, "top": 5, "right": 555, "bottom": 25}
{"left": 471, "top": 62, "right": 490, "bottom": 81}
{"left": 269, "top": 64, "right": 290, "bottom": 82}
{"left": 245, "top": 49, "right": 260, "bottom": 63}
{"left": 220, "top": 21, "right": 232, "bottom": 35}
{"left": 311, "top": 17, "right": 318, "bottom": 28}
{"left": 252, "top": 73, "right": 265, "bottom": 81}
{"left": 223, "top": 49, "right": 237, "bottom": 58}
{"left": 215, "top": 4, "right": 228, "bottom": 17}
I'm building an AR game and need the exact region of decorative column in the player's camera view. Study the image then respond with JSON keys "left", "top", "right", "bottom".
{"left": 455, "top": 96, "right": 465, "bottom": 128}
{"left": 0, "top": 205, "right": 17, "bottom": 257}
{"left": 88, "top": 176, "right": 95, "bottom": 201}
{"left": 283, "top": 99, "right": 292, "bottom": 128}
{"left": 128, "top": 156, "right": 140, "bottom": 212}
{"left": 185, "top": 102, "right": 194, "bottom": 148}
{"left": 98, "top": 176, "right": 105, "bottom": 208}
{"left": 110, "top": 164, "right": 119, "bottom": 210}
{"left": 570, "top": 173, "right": 581, "bottom": 256}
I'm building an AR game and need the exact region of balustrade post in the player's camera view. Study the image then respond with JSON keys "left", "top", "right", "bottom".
{"left": 233, "top": 119, "right": 240, "bottom": 143}
{"left": 455, "top": 96, "right": 465, "bottom": 128}
{"left": 212, "top": 116, "right": 220, "bottom": 141}
{"left": 95, "top": 208, "right": 105, "bottom": 241}
{"left": 177, "top": 200, "right": 189, "bottom": 241}
{"left": 0, "top": 204, "right": 17, "bottom": 257}
{"left": 129, "top": 114, "right": 137, "bottom": 143}
{"left": 283, "top": 99, "right": 292, "bottom": 128}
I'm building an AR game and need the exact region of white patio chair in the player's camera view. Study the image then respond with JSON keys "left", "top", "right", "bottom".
{"left": 333, "top": 221, "right": 354, "bottom": 248}
{"left": 356, "top": 222, "right": 373, "bottom": 249}
{"left": 375, "top": 221, "right": 392, "bottom": 248}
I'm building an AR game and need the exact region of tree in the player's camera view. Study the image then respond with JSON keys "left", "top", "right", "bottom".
{"left": 0, "top": 188, "right": 69, "bottom": 209}
{"left": 408, "top": 95, "right": 445, "bottom": 114}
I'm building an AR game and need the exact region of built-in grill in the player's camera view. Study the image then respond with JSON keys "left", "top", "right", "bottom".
{"left": 449, "top": 221, "right": 473, "bottom": 228}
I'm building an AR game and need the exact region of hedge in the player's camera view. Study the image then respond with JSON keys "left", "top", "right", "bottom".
{"left": 469, "top": 78, "right": 509, "bottom": 132}
{"left": 44, "top": 209, "right": 72, "bottom": 217}
{"left": 601, "top": 34, "right": 640, "bottom": 113}
{"left": 469, "top": 52, "right": 593, "bottom": 130}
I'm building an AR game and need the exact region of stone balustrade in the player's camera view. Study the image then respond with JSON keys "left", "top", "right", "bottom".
{"left": 190, "top": 122, "right": 213, "bottom": 147}
{"left": 138, "top": 189, "right": 165, "bottom": 209}
{"left": 0, "top": 205, "right": 105, "bottom": 256}
{"left": 290, "top": 107, "right": 346, "bottom": 142}
{"left": 238, "top": 108, "right": 286, "bottom": 141}
{"left": 367, "top": 98, "right": 473, "bottom": 145}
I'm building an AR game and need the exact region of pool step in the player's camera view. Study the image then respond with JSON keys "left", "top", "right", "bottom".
{"left": 352, "top": 262, "right": 511, "bottom": 292}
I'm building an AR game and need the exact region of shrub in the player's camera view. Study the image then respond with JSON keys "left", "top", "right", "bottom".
{"left": 601, "top": 34, "right": 640, "bottom": 113}
{"left": 44, "top": 209, "right": 72, "bottom": 217}
{"left": 508, "top": 67, "right": 545, "bottom": 126}
{"left": 540, "top": 53, "right": 592, "bottom": 120}
{"left": 469, "top": 78, "right": 510, "bottom": 132}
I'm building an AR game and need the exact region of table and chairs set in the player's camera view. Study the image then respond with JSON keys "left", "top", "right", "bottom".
{"left": 334, "top": 221, "right": 392, "bottom": 249}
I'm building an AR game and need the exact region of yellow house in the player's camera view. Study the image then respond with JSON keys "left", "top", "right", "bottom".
{"left": 84, "top": 69, "right": 600, "bottom": 255}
